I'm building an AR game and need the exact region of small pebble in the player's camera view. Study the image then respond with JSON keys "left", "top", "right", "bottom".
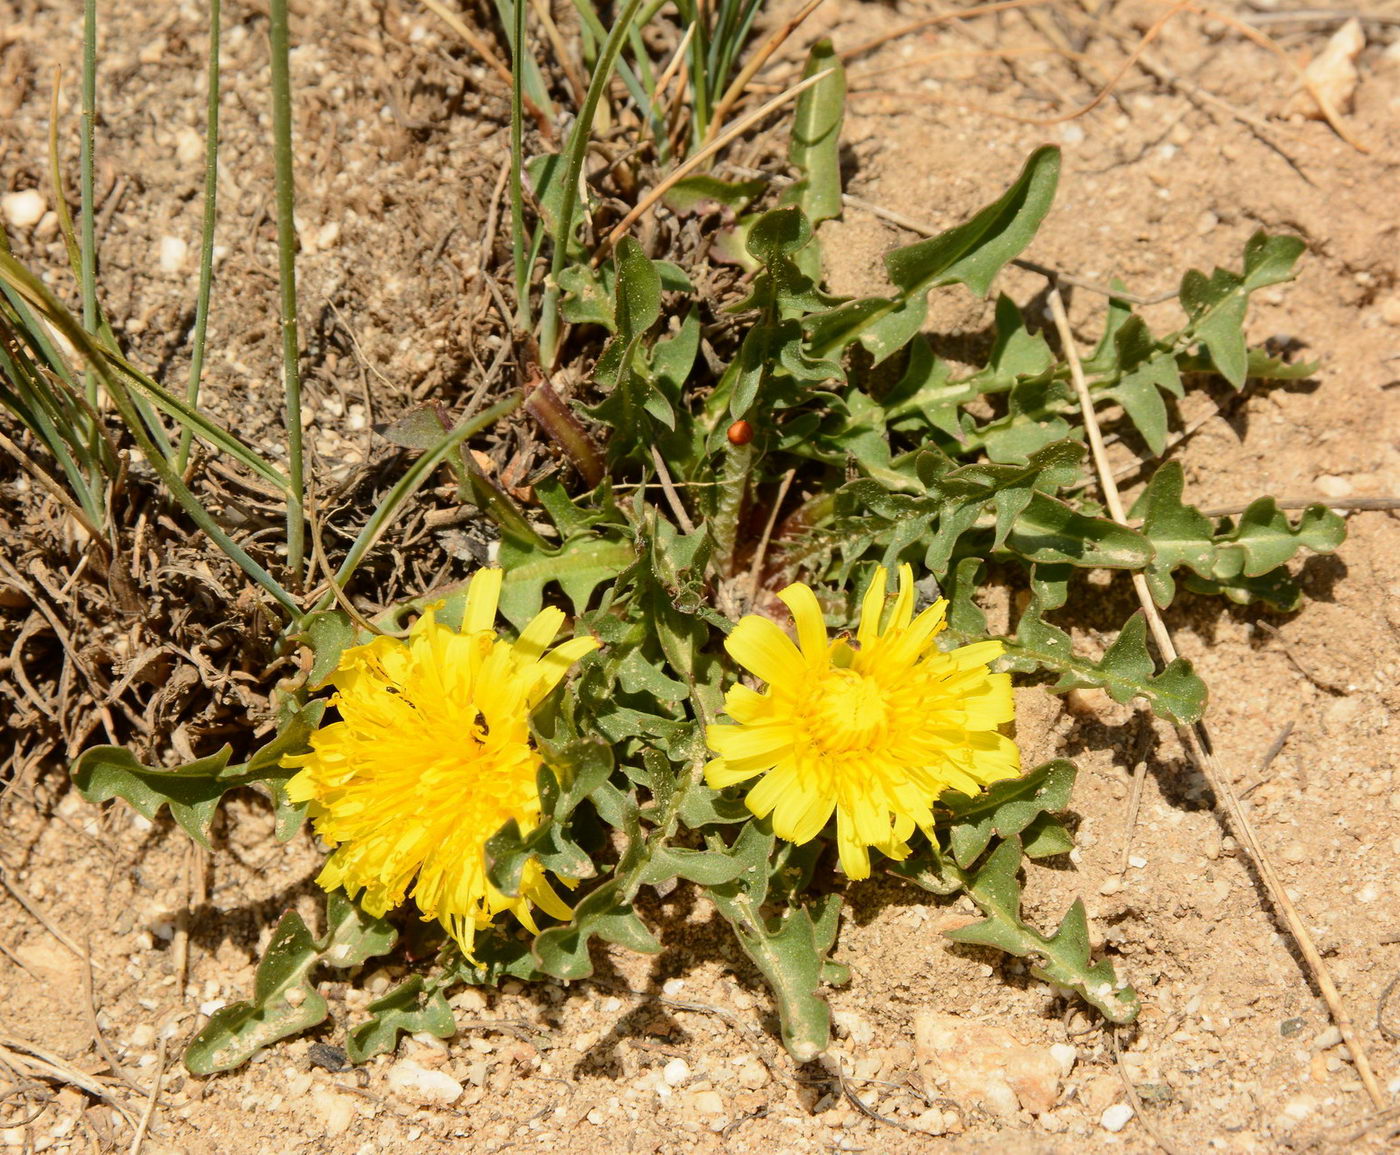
{"left": 661, "top": 977, "right": 685, "bottom": 997}
{"left": 1100, "top": 1103, "right": 1134, "bottom": 1132}
{"left": 1314, "top": 474, "right": 1353, "bottom": 498}
{"left": 386, "top": 1061, "right": 463, "bottom": 1107}
{"left": 311, "top": 1088, "right": 355, "bottom": 1137}
{"left": 176, "top": 128, "right": 204, "bottom": 165}
{"left": 1312, "top": 1026, "right": 1343, "bottom": 1051}
{"left": 159, "top": 235, "right": 188, "bottom": 273}
{"left": 691, "top": 1090, "right": 725, "bottom": 1115}
{"left": 1380, "top": 297, "right": 1400, "bottom": 327}
{"left": 1127, "top": 855, "right": 1147, "bottom": 869}
{"left": 2, "top": 189, "right": 45, "bottom": 230}
{"left": 662, "top": 1058, "right": 690, "bottom": 1087}
{"left": 1049, "top": 1043, "right": 1077, "bottom": 1077}
{"left": 912, "top": 1107, "right": 950, "bottom": 1136}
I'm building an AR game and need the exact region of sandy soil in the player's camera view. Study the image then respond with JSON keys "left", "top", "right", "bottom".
{"left": 2, "top": 1, "right": 1399, "bottom": 1152}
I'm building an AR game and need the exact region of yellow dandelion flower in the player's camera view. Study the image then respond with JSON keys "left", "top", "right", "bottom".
{"left": 705, "top": 564, "right": 1019, "bottom": 879}
{"left": 285, "top": 568, "right": 599, "bottom": 957}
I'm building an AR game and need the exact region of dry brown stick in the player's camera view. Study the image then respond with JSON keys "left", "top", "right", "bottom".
{"left": 527, "top": 0, "right": 586, "bottom": 110}
{"left": 172, "top": 842, "right": 207, "bottom": 998}
{"left": 653, "top": 21, "right": 697, "bottom": 125}
{"left": 593, "top": 69, "right": 834, "bottom": 265}
{"left": 834, "top": 1055, "right": 919, "bottom": 1133}
{"left": 0, "top": 1037, "right": 139, "bottom": 1127}
{"left": 1112, "top": 1025, "right": 1187, "bottom": 1155}
{"left": 0, "top": 868, "right": 83, "bottom": 957}
{"left": 83, "top": 937, "right": 149, "bottom": 1098}
{"left": 1048, "top": 287, "right": 1387, "bottom": 1110}
{"left": 126, "top": 1037, "right": 166, "bottom": 1155}
{"left": 704, "top": 0, "right": 828, "bottom": 146}
{"left": 650, "top": 446, "right": 695, "bottom": 534}
{"left": 1119, "top": 753, "right": 1151, "bottom": 876}
{"left": 745, "top": 468, "right": 796, "bottom": 613}
{"left": 415, "top": 0, "right": 525, "bottom": 110}
{"left": 1198, "top": 496, "right": 1400, "bottom": 518}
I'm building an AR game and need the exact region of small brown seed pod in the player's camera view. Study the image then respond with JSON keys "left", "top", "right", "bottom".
{"left": 726, "top": 419, "right": 754, "bottom": 446}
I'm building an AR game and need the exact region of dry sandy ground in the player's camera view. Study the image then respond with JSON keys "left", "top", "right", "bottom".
{"left": 2, "top": 0, "right": 1399, "bottom": 1152}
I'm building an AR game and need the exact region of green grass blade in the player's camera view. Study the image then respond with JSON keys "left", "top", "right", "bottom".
{"left": 176, "top": 0, "right": 222, "bottom": 475}
{"left": 321, "top": 392, "right": 524, "bottom": 606}
{"left": 0, "top": 250, "right": 299, "bottom": 614}
{"left": 99, "top": 347, "right": 291, "bottom": 492}
{"left": 268, "top": 0, "right": 306, "bottom": 581}
{"left": 537, "top": 0, "right": 648, "bottom": 368}
{"left": 0, "top": 320, "right": 105, "bottom": 523}
{"left": 79, "top": 0, "right": 97, "bottom": 384}
{"left": 508, "top": 0, "right": 530, "bottom": 328}
{"left": 493, "top": 0, "right": 554, "bottom": 124}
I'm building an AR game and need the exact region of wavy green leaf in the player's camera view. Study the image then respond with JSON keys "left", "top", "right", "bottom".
{"left": 345, "top": 977, "right": 455, "bottom": 1063}
{"left": 945, "top": 837, "right": 1139, "bottom": 1023}
{"left": 70, "top": 701, "right": 325, "bottom": 848}
{"left": 1179, "top": 232, "right": 1306, "bottom": 387}
{"left": 942, "top": 760, "right": 1077, "bottom": 870}
{"left": 807, "top": 146, "right": 1060, "bottom": 363}
{"left": 184, "top": 894, "right": 396, "bottom": 1074}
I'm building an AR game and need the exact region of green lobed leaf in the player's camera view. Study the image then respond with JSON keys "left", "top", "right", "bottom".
{"left": 497, "top": 532, "right": 635, "bottom": 629}
{"left": 299, "top": 610, "right": 356, "bottom": 687}
{"left": 1106, "top": 346, "right": 1182, "bottom": 456}
{"left": 1002, "top": 492, "right": 1152, "bottom": 569}
{"left": 807, "top": 146, "right": 1060, "bottom": 363}
{"left": 1215, "top": 497, "right": 1345, "bottom": 578}
{"left": 185, "top": 910, "right": 329, "bottom": 1074}
{"left": 1129, "top": 461, "right": 1215, "bottom": 607}
{"left": 531, "top": 880, "right": 662, "bottom": 980}
{"left": 1129, "top": 464, "right": 1345, "bottom": 609}
{"left": 345, "top": 977, "right": 456, "bottom": 1063}
{"left": 70, "top": 701, "right": 326, "bottom": 849}
{"left": 661, "top": 174, "right": 767, "bottom": 217}
{"left": 486, "top": 740, "right": 615, "bottom": 895}
{"left": 942, "top": 760, "right": 1077, "bottom": 870}
{"left": 945, "top": 837, "right": 1139, "bottom": 1024}
{"left": 999, "top": 572, "right": 1207, "bottom": 724}
{"left": 1179, "top": 231, "right": 1306, "bottom": 388}
{"left": 320, "top": 891, "right": 399, "bottom": 969}
{"left": 1052, "top": 612, "right": 1207, "bottom": 724}
{"left": 589, "top": 236, "right": 667, "bottom": 449}
{"left": 703, "top": 824, "right": 848, "bottom": 1061}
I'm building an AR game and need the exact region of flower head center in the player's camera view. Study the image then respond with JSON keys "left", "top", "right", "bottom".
{"left": 808, "top": 667, "right": 889, "bottom": 751}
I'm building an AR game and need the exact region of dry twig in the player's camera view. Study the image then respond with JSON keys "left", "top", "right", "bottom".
{"left": 1048, "top": 286, "right": 1387, "bottom": 1110}
{"left": 704, "top": 0, "right": 828, "bottom": 145}
{"left": 126, "top": 1037, "right": 166, "bottom": 1155}
{"left": 1112, "top": 1025, "right": 1187, "bottom": 1155}
{"left": 594, "top": 69, "right": 835, "bottom": 264}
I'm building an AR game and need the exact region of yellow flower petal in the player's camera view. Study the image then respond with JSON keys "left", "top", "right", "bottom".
{"left": 855, "top": 566, "right": 890, "bottom": 649}
{"left": 463, "top": 566, "right": 504, "bottom": 635}
{"left": 777, "top": 582, "right": 831, "bottom": 666}
{"left": 725, "top": 614, "right": 806, "bottom": 687}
